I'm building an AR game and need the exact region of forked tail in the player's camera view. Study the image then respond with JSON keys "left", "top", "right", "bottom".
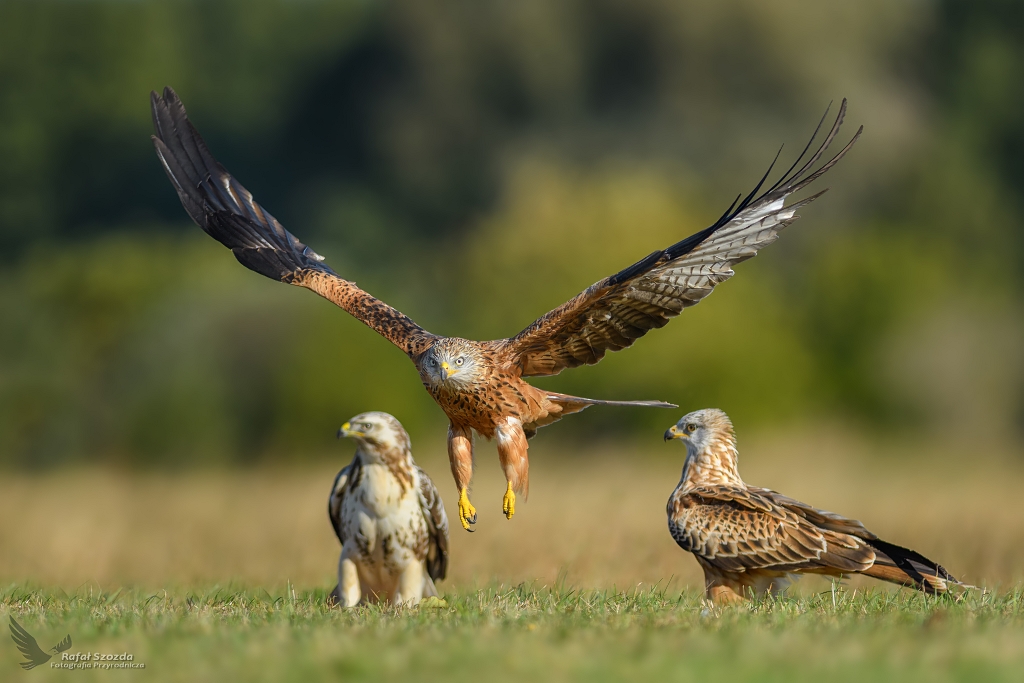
{"left": 862, "top": 538, "right": 970, "bottom": 595}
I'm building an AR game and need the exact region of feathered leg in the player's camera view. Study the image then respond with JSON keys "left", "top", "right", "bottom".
{"left": 448, "top": 423, "right": 477, "bottom": 531}
{"left": 337, "top": 549, "right": 361, "bottom": 607}
{"left": 700, "top": 563, "right": 749, "bottom": 605}
{"left": 395, "top": 561, "right": 426, "bottom": 606}
{"left": 706, "top": 583, "right": 748, "bottom": 605}
{"left": 495, "top": 417, "right": 529, "bottom": 519}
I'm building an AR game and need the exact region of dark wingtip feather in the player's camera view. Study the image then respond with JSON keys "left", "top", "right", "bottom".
{"left": 150, "top": 87, "right": 337, "bottom": 283}
{"left": 656, "top": 100, "right": 857, "bottom": 266}
{"left": 868, "top": 538, "right": 963, "bottom": 592}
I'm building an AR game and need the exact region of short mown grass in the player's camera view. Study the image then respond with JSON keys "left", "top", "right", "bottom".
{"left": 3, "top": 584, "right": 1023, "bottom": 682}
{"left": 3, "top": 442, "right": 1023, "bottom": 681}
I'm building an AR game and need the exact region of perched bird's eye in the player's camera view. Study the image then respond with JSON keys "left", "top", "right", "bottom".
{"left": 686, "top": 423, "right": 697, "bottom": 433}
{"left": 455, "top": 357, "right": 464, "bottom": 366}
{"left": 363, "top": 423, "right": 373, "bottom": 431}
{"left": 429, "top": 358, "right": 436, "bottom": 367}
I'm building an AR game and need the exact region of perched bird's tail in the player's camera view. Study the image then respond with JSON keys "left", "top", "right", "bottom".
{"left": 862, "top": 539, "right": 969, "bottom": 594}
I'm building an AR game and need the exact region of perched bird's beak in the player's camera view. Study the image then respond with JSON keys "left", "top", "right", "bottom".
{"left": 440, "top": 361, "right": 455, "bottom": 381}
{"left": 337, "top": 422, "right": 357, "bottom": 439}
{"left": 664, "top": 425, "right": 683, "bottom": 441}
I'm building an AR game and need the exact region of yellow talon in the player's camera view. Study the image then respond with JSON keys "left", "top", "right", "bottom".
{"left": 502, "top": 482, "right": 516, "bottom": 520}
{"left": 458, "top": 488, "right": 477, "bottom": 531}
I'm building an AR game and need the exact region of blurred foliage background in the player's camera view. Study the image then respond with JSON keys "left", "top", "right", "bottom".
{"left": 0, "top": 0, "right": 1022, "bottom": 467}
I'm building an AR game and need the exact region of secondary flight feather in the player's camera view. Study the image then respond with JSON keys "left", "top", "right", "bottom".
{"left": 151, "top": 87, "right": 860, "bottom": 530}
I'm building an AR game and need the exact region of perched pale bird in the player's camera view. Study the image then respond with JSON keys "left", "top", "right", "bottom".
{"left": 151, "top": 87, "right": 860, "bottom": 531}
{"left": 328, "top": 412, "right": 449, "bottom": 607}
{"left": 664, "top": 409, "right": 966, "bottom": 604}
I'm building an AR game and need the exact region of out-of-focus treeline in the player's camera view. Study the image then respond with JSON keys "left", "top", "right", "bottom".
{"left": 0, "top": 0, "right": 1021, "bottom": 467}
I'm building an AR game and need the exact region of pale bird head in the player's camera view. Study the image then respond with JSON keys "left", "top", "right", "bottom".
{"left": 664, "top": 408, "right": 734, "bottom": 457}
{"left": 421, "top": 338, "right": 482, "bottom": 389}
{"left": 337, "top": 411, "right": 410, "bottom": 459}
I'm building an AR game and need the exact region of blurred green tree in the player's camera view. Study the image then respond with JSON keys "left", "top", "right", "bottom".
{"left": 0, "top": 0, "right": 1021, "bottom": 466}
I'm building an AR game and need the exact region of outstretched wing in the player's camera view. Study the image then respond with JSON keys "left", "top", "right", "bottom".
{"left": 8, "top": 617, "right": 51, "bottom": 670}
{"left": 501, "top": 101, "right": 862, "bottom": 377}
{"left": 415, "top": 466, "right": 450, "bottom": 582}
{"left": 668, "top": 486, "right": 874, "bottom": 574}
{"left": 151, "top": 87, "right": 436, "bottom": 358}
{"left": 328, "top": 461, "right": 360, "bottom": 545}
{"left": 51, "top": 634, "right": 72, "bottom": 654}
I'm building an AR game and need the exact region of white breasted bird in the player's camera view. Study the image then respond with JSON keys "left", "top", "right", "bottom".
{"left": 328, "top": 412, "right": 449, "bottom": 606}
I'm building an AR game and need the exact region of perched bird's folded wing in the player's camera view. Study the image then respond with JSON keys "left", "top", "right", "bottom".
{"left": 8, "top": 617, "right": 50, "bottom": 669}
{"left": 151, "top": 87, "right": 436, "bottom": 358}
{"left": 671, "top": 486, "right": 874, "bottom": 574}
{"left": 501, "top": 102, "right": 861, "bottom": 377}
{"left": 328, "top": 462, "right": 358, "bottom": 545}
{"left": 747, "top": 486, "right": 877, "bottom": 539}
{"left": 415, "top": 466, "right": 450, "bottom": 582}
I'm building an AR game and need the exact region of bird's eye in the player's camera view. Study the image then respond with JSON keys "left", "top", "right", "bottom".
{"left": 686, "top": 423, "right": 697, "bottom": 433}
{"left": 455, "top": 357, "right": 464, "bottom": 366}
{"left": 363, "top": 423, "right": 372, "bottom": 431}
{"left": 429, "top": 358, "right": 436, "bottom": 366}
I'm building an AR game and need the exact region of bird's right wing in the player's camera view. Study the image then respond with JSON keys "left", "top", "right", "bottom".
{"left": 500, "top": 101, "right": 861, "bottom": 377}
{"left": 415, "top": 466, "right": 450, "bottom": 582}
{"left": 328, "top": 461, "right": 359, "bottom": 545}
{"left": 669, "top": 486, "right": 874, "bottom": 574}
{"left": 8, "top": 617, "right": 50, "bottom": 670}
{"left": 151, "top": 87, "right": 436, "bottom": 358}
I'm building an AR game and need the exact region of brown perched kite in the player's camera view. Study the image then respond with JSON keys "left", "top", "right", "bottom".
{"left": 151, "top": 87, "right": 859, "bottom": 531}
{"left": 664, "top": 409, "right": 967, "bottom": 604}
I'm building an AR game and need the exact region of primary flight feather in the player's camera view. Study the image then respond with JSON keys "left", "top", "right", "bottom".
{"left": 151, "top": 87, "right": 860, "bottom": 531}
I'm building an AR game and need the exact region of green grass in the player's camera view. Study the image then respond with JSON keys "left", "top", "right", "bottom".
{"left": 3, "top": 584, "right": 1023, "bottom": 682}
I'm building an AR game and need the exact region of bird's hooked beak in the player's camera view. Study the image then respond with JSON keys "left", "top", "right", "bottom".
{"left": 440, "top": 361, "right": 456, "bottom": 381}
{"left": 664, "top": 424, "right": 684, "bottom": 442}
{"left": 337, "top": 422, "right": 359, "bottom": 439}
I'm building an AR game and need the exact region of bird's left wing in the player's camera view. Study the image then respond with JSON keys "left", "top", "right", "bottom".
{"left": 501, "top": 101, "right": 861, "bottom": 377}
{"left": 415, "top": 466, "right": 449, "bottom": 582}
{"left": 151, "top": 87, "right": 436, "bottom": 358}
{"left": 670, "top": 486, "right": 873, "bottom": 574}
{"left": 328, "top": 461, "right": 359, "bottom": 545}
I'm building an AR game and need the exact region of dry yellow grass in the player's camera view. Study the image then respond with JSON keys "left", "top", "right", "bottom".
{"left": 2, "top": 428, "right": 1023, "bottom": 593}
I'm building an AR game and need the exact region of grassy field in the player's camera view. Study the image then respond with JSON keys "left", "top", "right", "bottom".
{"left": 2, "top": 428, "right": 1024, "bottom": 680}
{"left": 3, "top": 585, "right": 1024, "bottom": 682}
